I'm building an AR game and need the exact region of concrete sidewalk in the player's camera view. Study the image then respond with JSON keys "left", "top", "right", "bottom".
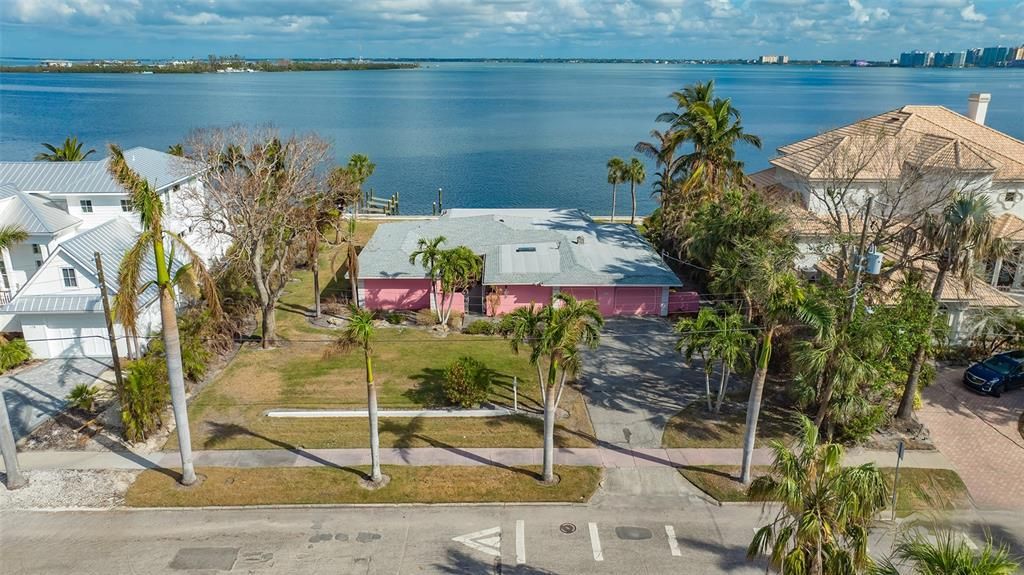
{"left": 3, "top": 445, "right": 953, "bottom": 472}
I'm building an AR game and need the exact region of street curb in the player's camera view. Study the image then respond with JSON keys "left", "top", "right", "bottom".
{"left": 117, "top": 501, "right": 595, "bottom": 511}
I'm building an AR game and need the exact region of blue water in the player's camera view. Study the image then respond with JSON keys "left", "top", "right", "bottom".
{"left": 1, "top": 63, "right": 1022, "bottom": 215}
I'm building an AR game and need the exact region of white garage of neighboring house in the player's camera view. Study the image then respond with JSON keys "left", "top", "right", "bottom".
{"left": 1, "top": 218, "right": 163, "bottom": 359}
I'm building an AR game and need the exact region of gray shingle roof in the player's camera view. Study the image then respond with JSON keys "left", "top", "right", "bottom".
{"left": 0, "top": 147, "right": 199, "bottom": 195}
{"left": 0, "top": 183, "right": 82, "bottom": 234}
{"left": 359, "top": 209, "right": 681, "bottom": 287}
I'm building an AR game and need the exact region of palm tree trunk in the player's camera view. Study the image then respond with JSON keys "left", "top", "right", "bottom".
{"left": 348, "top": 242, "right": 360, "bottom": 308}
{"left": 611, "top": 184, "right": 617, "bottom": 222}
{"left": 715, "top": 365, "right": 730, "bottom": 413}
{"left": 366, "top": 351, "right": 382, "bottom": 483}
{"left": 703, "top": 359, "right": 713, "bottom": 412}
{"left": 630, "top": 181, "right": 637, "bottom": 226}
{"left": 897, "top": 266, "right": 948, "bottom": 420}
{"left": 813, "top": 352, "right": 839, "bottom": 429}
{"left": 741, "top": 327, "right": 774, "bottom": 484}
{"left": 160, "top": 287, "right": 196, "bottom": 485}
{"left": 542, "top": 358, "right": 559, "bottom": 483}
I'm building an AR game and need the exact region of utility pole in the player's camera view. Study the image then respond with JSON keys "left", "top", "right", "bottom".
{"left": 0, "top": 390, "right": 28, "bottom": 489}
{"left": 848, "top": 197, "right": 874, "bottom": 320}
{"left": 95, "top": 252, "right": 125, "bottom": 393}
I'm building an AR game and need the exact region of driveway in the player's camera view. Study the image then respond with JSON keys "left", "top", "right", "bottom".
{"left": 918, "top": 366, "right": 1024, "bottom": 510}
{"left": 579, "top": 316, "right": 704, "bottom": 448}
{"left": 0, "top": 357, "right": 113, "bottom": 441}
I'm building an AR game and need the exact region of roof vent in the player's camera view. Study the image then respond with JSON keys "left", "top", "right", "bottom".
{"left": 575, "top": 235, "right": 585, "bottom": 245}
{"left": 515, "top": 246, "right": 536, "bottom": 253}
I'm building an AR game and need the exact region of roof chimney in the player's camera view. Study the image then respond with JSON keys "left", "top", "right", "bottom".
{"left": 967, "top": 93, "right": 991, "bottom": 125}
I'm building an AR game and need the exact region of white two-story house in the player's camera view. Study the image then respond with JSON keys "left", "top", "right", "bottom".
{"left": 751, "top": 93, "right": 1024, "bottom": 340}
{"left": 0, "top": 147, "right": 219, "bottom": 357}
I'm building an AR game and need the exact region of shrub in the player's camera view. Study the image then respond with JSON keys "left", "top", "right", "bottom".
{"left": 0, "top": 338, "right": 32, "bottom": 372}
{"left": 442, "top": 356, "right": 491, "bottom": 408}
{"left": 145, "top": 309, "right": 216, "bottom": 383}
{"left": 447, "top": 310, "right": 464, "bottom": 330}
{"left": 464, "top": 319, "right": 495, "bottom": 335}
{"left": 120, "top": 357, "right": 169, "bottom": 443}
{"left": 415, "top": 309, "right": 438, "bottom": 326}
{"left": 385, "top": 312, "right": 405, "bottom": 325}
{"left": 67, "top": 383, "right": 99, "bottom": 412}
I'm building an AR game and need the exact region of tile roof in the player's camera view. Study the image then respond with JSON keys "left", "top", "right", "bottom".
{"left": 991, "top": 213, "right": 1024, "bottom": 242}
{"left": 0, "top": 147, "right": 200, "bottom": 195}
{"left": 770, "top": 106, "right": 1024, "bottom": 182}
{"left": 0, "top": 183, "right": 81, "bottom": 234}
{"left": 359, "top": 209, "right": 681, "bottom": 287}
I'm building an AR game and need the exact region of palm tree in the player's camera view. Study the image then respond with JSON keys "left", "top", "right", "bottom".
{"left": 625, "top": 157, "right": 646, "bottom": 226}
{"left": 606, "top": 157, "right": 626, "bottom": 221}
{"left": 331, "top": 305, "right": 387, "bottom": 485}
{"left": 748, "top": 415, "right": 889, "bottom": 575}
{"left": 634, "top": 129, "right": 680, "bottom": 198}
{"left": 897, "top": 194, "right": 998, "bottom": 420}
{"left": 659, "top": 79, "right": 717, "bottom": 125}
{"left": 504, "top": 293, "right": 603, "bottom": 483}
{"left": 435, "top": 246, "right": 483, "bottom": 327}
{"left": 35, "top": 136, "right": 96, "bottom": 161}
{"left": 167, "top": 144, "right": 184, "bottom": 157}
{"left": 107, "top": 144, "right": 220, "bottom": 486}
{"left": 675, "top": 307, "right": 717, "bottom": 412}
{"left": 871, "top": 530, "right": 1019, "bottom": 575}
{"left": 712, "top": 238, "right": 831, "bottom": 484}
{"left": 0, "top": 225, "right": 28, "bottom": 251}
{"left": 344, "top": 218, "right": 361, "bottom": 308}
{"left": 409, "top": 236, "right": 447, "bottom": 320}
{"left": 676, "top": 98, "right": 762, "bottom": 194}
{"left": 347, "top": 153, "right": 376, "bottom": 215}
{"left": 706, "top": 307, "right": 755, "bottom": 413}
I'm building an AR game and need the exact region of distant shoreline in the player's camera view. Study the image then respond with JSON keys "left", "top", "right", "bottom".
{"left": 0, "top": 62, "right": 419, "bottom": 74}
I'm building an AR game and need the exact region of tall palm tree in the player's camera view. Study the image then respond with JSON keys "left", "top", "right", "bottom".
{"left": 659, "top": 79, "right": 717, "bottom": 125}
{"left": 625, "top": 157, "right": 646, "bottom": 226}
{"left": 898, "top": 194, "right": 998, "bottom": 420}
{"left": 606, "top": 157, "right": 626, "bottom": 221}
{"left": 107, "top": 144, "right": 220, "bottom": 486}
{"left": 331, "top": 305, "right": 386, "bottom": 485}
{"left": 344, "top": 218, "right": 360, "bottom": 308}
{"left": 712, "top": 237, "right": 832, "bottom": 483}
{"left": 35, "top": 136, "right": 96, "bottom": 161}
{"left": 504, "top": 293, "right": 603, "bottom": 483}
{"left": 748, "top": 415, "right": 889, "bottom": 575}
{"left": 347, "top": 153, "right": 376, "bottom": 215}
{"left": 634, "top": 128, "right": 680, "bottom": 198}
{"left": 871, "top": 530, "right": 1019, "bottom": 575}
{"left": 409, "top": 236, "right": 447, "bottom": 320}
{"left": 676, "top": 98, "right": 762, "bottom": 194}
{"left": 706, "top": 307, "right": 755, "bottom": 414}
{"left": 676, "top": 307, "right": 717, "bottom": 412}
{"left": 435, "top": 246, "right": 483, "bottom": 327}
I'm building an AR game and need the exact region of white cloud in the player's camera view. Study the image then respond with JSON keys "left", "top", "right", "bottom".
{"left": 960, "top": 3, "right": 986, "bottom": 22}
{"left": 847, "top": 0, "right": 889, "bottom": 24}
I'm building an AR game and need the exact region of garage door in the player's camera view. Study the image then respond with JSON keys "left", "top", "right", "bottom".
{"left": 613, "top": 287, "right": 660, "bottom": 315}
{"left": 561, "top": 287, "right": 597, "bottom": 303}
{"left": 46, "top": 315, "right": 109, "bottom": 358}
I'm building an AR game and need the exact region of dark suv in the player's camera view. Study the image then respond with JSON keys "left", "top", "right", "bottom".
{"left": 963, "top": 350, "right": 1024, "bottom": 396}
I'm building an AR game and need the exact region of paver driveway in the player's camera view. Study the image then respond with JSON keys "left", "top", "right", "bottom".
{"left": 579, "top": 317, "right": 703, "bottom": 448}
{"left": 918, "top": 366, "right": 1024, "bottom": 510}
{"left": 0, "top": 357, "right": 113, "bottom": 440}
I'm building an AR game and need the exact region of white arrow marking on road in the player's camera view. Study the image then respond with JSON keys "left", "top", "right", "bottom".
{"left": 515, "top": 520, "right": 526, "bottom": 565}
{"left": 589, "top": 522, "right": 604, "bottom": 561}
{"left": 665, "top": 525, "right": 681, "bottom": 557}
{"left": 453, "top": 526, "right": 501, "bottom": 558}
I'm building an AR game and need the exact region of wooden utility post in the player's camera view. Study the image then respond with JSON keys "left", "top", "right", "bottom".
{"left": 0, "top": 390, "right": 28, "bottom": 489}
{"left": 94, "top": 252, "right": 125, "bottom": 392}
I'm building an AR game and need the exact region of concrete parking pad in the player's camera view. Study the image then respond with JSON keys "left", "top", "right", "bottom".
{"left": 918, "top": 367, "right": 1024, "bottom": 509}
{"left": 0, "top": 357, "right": 113, "bottom": 440}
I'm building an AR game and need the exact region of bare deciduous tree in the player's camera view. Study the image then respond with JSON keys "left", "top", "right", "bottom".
{"left": 184, "top": 126, "right": 330, "bottom": 348}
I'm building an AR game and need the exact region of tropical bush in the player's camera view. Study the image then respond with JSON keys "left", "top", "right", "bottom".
{"left": 463, "top": 319, "right": 495, "bottom": 335}
{"left": 385, "top": 312, "right": 405, "bottom": 325}
{"left": 120, "top": 357, "right": 169, "bottom": 442}
{"left": 67, "top": 383, "right": 99, "bottom": 412}
{"left": 145, "top": 308, "right": 220, "bottom": 383}
{"left": 446, "top": 310, "right": 464, "bottom": 330}
{"left": 415, "top": 309, "right": 437, "bottom": 326}
{"left": 0, "top": 338, "right": 32, "bottom": 372}
{"left": 442, "top": 356, "right": 492, "bottom": 408}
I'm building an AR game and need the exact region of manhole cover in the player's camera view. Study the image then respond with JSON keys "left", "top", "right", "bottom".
{"left": 559, "top": 523, "right": 577, "bottom": 534}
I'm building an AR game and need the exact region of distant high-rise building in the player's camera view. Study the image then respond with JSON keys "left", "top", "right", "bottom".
{"left": 758, "top": 55, "right": 779, "bottom": 64}
{"left": 899, "top": 51, "right": 934, "bottom": 67}
{"left": 899, "top": 52, "right": 915, "bottom": 67}
{"left": 1013, "top": 46, "right": 1024, "bottom": 62}
{"left": 935, "top": 51, "right": 966, "bottom": 67}
{"left": 779, "top": 55, "right": 789, "bottom": 64}
{"left": 965, "top": 48, "right": 982, "bottom": 66}
{"left": 980, "top": 46, "right": 1011, "bottom": 67}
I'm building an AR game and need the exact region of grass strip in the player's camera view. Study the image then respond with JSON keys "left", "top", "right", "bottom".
{"left": 126, "top": 465, "right": 602, "bottom": 507}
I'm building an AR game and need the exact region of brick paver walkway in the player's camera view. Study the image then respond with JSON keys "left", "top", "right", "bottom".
{"left": 918, "top": 367, "right": 1024, "bottom": 510}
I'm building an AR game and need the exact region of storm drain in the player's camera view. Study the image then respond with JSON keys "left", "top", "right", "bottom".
{"left": 615, "top": 526, "right": 653, "bottom": 540}
{"left": 559, "top": 523, "right": 577, "bottom": 534}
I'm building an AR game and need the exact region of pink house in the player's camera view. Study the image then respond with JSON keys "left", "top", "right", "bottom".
{"left": 357, "top": 209, "right": 687, "bottom": 317}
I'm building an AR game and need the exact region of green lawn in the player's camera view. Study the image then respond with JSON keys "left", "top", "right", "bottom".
{"left": 174, "top": 221, "right": 596, "bottom": 451}
{"left": 679, "top": 465, "right": 971, "bottom": 517}
{"left": 662, "top": 395, "right": 797, "bottom": 449}
{"left": 126, "top": 465, "right": 602, "bottom": 507}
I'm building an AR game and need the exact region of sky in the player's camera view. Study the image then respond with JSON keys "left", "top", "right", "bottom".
{"left": 0, "top": 0, "right": 1021, "bottom": 61}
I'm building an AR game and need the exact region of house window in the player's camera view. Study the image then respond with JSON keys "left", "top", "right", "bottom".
{"left": 0, "top": 261, "right": 8, "bottom": 289}
{"left": 61, "top": 267, "right": 78, "bottom": 288}
{"left": 79, "top": 199, "right": 93, "bottom": 213}
{"left": 32, "top": 244, "right": 40, "bottom": 254}
{"left": 1006, "top": 192, "right": 1018, "bottom": 202}
{"left": 120, "top": 199, "right": 133, "bottom": 212}
{"left": 35, "top": 260, "right": 43, "bottom": 269}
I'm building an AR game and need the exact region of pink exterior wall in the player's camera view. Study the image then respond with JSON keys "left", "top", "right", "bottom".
{"left": 438, "top": 289, "right": 465, "bottom": 316}
{"left": 561, "top": 287, "right": 617, "bottom": 316}
{"left": 488, "top": 285, "right": 552, "bottom": 315}
{"left": 668, "top": 290, "right": 700, "bottom": 314}
{"left": 563, "top": 286, "right": 665, "bottom": 316}
{"left": 363, "top": 279, "right": 431, "bottom": 311}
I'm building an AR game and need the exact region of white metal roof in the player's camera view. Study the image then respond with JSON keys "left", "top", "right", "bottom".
{"left": 0, "top": 147, "right": 200, "bottom": 195}
{"left": 0, "top": 183, "right": 82, "bottom": 234}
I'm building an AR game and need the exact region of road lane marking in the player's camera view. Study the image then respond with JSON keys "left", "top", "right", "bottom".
{"left": 515, "top": 520, "right": 526, "bottom": 565}
{"left": 588, "top": 522, "right": 604, "bottom": 561}
{"left": 453, "top": 526, "right": 501, "bottom": 557}
{"left": 665, "top": 526, "right": 681, "bottom": 557}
